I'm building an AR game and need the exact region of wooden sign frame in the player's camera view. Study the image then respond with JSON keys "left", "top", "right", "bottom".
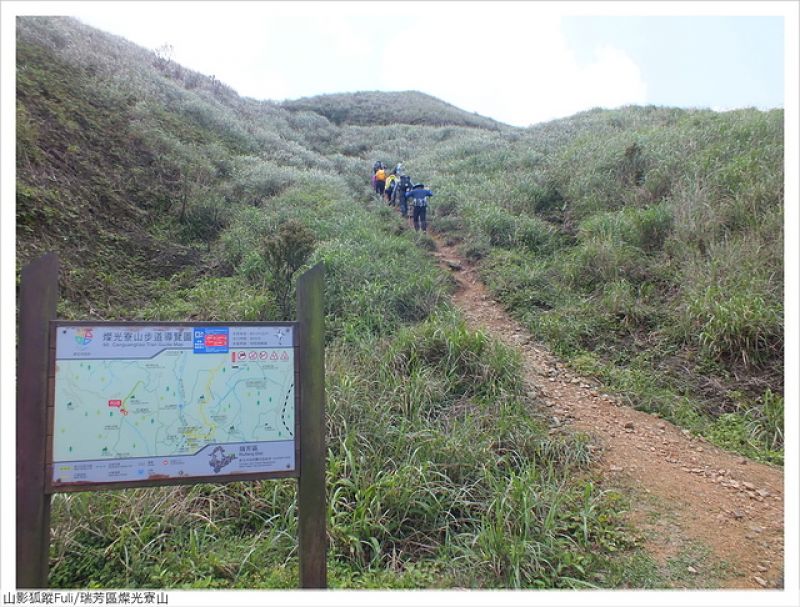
{"left": 17, "top": 256, "right": 327, "bottom": 589}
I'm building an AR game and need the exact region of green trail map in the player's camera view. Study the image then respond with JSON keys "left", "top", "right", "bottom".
{"left": 51, "top": 324, "right": 296, "bottom": 486}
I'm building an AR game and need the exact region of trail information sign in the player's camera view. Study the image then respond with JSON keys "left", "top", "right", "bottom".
{"left": 48, "top": 322, "right": 298, "bottom": 491}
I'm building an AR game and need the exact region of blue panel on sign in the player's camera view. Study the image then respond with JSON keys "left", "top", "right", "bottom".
{"left": 193, "top": 327, "right": 230, "bottom": 353}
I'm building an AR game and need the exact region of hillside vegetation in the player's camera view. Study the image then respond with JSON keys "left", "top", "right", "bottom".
{"left": 16, "top": 17, "right": 783, "bottom": 589}
{"left": 416, "top": 105, "right": 784, "bottom": 464}
{"left": 282, "top": 90, "right": 507, "bottom": 130}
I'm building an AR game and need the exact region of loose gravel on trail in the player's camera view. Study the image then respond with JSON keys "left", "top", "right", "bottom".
{"left": 432, "top": 238, "right": 784, "bottom": 589}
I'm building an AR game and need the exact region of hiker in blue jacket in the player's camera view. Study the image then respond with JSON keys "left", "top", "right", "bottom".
{"left": 405, "top": 184, "right": 434, "bottom": 232}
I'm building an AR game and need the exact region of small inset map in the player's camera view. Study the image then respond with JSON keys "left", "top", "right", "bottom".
{"left": 51, "top": 324, "right": 296, "bottom": 486}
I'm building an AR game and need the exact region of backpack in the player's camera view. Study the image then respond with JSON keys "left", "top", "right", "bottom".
{"left": 408, "top": 188, "right": 431, "bottom": 207}
{"left": 375, "top": 169, "right": 386, "bottom": 181}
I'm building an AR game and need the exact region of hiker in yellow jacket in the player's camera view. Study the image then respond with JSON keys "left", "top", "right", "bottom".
{"left": 375, "top": 167, "right": 386, "bottom": 196}
{"left": 384, "top": 173, "right": 397, "bottom": 204}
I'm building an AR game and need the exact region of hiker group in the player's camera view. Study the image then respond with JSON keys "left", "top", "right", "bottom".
{"left": 372, "top": 161, "right": 434, "bottom": 233}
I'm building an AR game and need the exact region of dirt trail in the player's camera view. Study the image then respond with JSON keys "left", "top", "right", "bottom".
{"left": 431, "top": 235, "right": 784, "bottom": 589}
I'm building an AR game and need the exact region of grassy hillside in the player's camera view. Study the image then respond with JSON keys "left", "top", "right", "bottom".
{"left": 16, "top": 16, "right": 783, "bottom": 589}
{"left": 412, "top": 106, "right": 784, "bottom": 464}
{"left": 282, "top": 90, "right": 507, "bottom": 130}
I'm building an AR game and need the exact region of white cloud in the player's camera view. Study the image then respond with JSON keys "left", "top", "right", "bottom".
{"left": 381, "top": 13, "right": 647, "bottom": 126}
{"left": 555, "top": 46, "right": 648, "bottom": 118}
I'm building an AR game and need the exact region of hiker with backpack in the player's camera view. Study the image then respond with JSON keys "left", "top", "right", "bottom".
{"left": 405, "top": 183, "right": 434, "bottom": 232}
{"left": 393, "top": 174, "right": 413, "bottom": 217}
{"left": 385, "top": 172, "right": 397, "bottom": 204}
{"left": 371, "top": 161, "right": 385, "bottom": 193}
{"left": 374, "top": 166, "right": 386, "bottom": 196}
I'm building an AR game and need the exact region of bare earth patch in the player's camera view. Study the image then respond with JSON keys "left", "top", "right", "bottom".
{"left": 431, "top": 237, "right": 784, "bottom": 589}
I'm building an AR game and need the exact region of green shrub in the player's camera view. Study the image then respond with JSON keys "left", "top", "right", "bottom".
{"left": 744, "top": 389, "right": 784, "bottom": 454}
{"left": 480, "top": 250, "right": 563, "bottom": 312}
{"left": 628, "top": 204, "right": 673, "bottom": 252}
{"left": 508, "top": 178, "right": 564, "bottom": 216}
{"left": 261, "top": 220, "right": 316, "bottom": 320}
{"left": 684, "top": 286, "right": 780, "bottom": 366}
{"left": 514, "top": 215, "right": 559, "bottom": 253}
{"left": 578, "top": 204, "right": 672, "bottom": 253}
{"left": 178, "top": 196, "right": 228, "bottom": 243}
{"left": 706, "top": 390, "right": 783, "bottom": 465}
{"left": 563, "top": 239, "right": 649, "bottom": 291}
{"left": 386, "top": 309, "right": 523, "bottom": 406}
{"left": 479, "top": 207, "right": 517, "bottom": 248}
{"left": 600, "top": 280, "right": 650, "bottom": 328}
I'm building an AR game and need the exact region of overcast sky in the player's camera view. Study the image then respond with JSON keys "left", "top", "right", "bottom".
{"left": 6, "top": 1, "right": 789, "bottom": 127}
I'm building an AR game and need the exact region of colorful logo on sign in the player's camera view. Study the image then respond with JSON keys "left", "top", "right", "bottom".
{"left": 74, "top": 328, "right": 93, "bottom": 347}
{"left": 193, "top": 327, "right": 230, "bottom": 354}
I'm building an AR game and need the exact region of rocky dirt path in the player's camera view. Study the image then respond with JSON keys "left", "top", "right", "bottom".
{"left": 431, "top": 236, "right": 784, "bottom": 589}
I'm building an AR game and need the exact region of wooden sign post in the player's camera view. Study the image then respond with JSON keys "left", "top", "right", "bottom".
{"left": 16, "top": 255, "right": 327, "bottom": 589}
{"left": 17, "top": 253, "right": 59, "bottom": 588}
{"left": 297, "top": 263, "right": 327, "bottom": 588}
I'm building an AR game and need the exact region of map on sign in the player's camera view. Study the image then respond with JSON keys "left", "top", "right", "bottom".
{"left": 51, "top": 324, "right": 296, "bottom": 486}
